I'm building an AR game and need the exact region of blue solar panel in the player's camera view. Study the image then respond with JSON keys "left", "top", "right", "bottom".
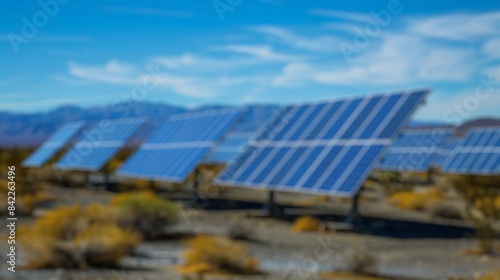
{"left": 377, "top": 129, "right": 453, "bottom": 172}
{"left": 117, "top": 109, "right": 244, "bottom": 182}
{"left": 55, "top": 118, "right": 145, "bottom": 171}
{"left": 434, "top": 139, "right": 460, "bottom": 168}
{"left": 203, "top": 133, "right": 253, "bottom": 164}
{"left": 216, "top": 88, "right": 430, "bottom": 197}
{"left": 22, "top": 122, "right": 85, "bottom": 168}
{"left": 441, "top": 128, "right": 500, "bottom": 175}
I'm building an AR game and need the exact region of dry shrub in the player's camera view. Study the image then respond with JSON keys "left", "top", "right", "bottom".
{"left": 74, "top": 224, "right": 139, "bottom": 267}
{"left": 378, "top": 171, "right": 412, "bottom": 195}
{"left": 111, "top": 191, "right": 180, "bottom": 240}
{"left": 292, "top": 216, "right": 321, "bottom": 232}
{"left": 180, "top": 235, "right": 259, "bottom": 275}
{"left": 19, "top": 204, "right": 140, "bottom": 269}
{"left": 480, "top": 270, "right": 500, "bottom": 280}
{"left": 449, "top": 175, "right": 500, "bottom": 255}
{"left": 495, "top": 196, "right": 500, "bottom": 211}
{"left": 227, "top": 222, "right": 255, "bottom": 241}
{"left": 388, "top": 188, "right": 444, "bottom": 211}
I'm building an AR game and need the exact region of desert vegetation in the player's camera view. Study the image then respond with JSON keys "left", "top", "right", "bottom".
{"left": 19, "top": 204, "right": 140, "bottom": 268}
{"left": 179, "top": 235, "right": 260, "bottom": 276}
{"left": 388, "top": 187, "right": 445, "bottom": 211}
{"left": 19, "top": 191, "right": 180, "bottom": 268}
{"left": 111, "top": 191, "right": 180, "bottom": 240}
{"left": 449, "top": 175, "right": 500, "bottom": 255}
{"left": 291, "top": 215, "right": 322, "bottom": 232}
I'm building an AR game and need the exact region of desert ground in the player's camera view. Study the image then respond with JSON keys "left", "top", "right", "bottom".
{"left": 1, "top": 178, "right": 499, "bottom": 280}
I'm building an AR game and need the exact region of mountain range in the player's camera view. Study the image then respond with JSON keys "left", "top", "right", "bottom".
{"left": 0, "top": 102, "right": 278, "bottom": 147}
{"left": 1, "top": 102, "right": 498, "bottom": 147}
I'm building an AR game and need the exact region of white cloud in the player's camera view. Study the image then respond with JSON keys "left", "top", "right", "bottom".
{"left": 270, "top": 10, "right": 500, "bottom": 87}
{"left": 209, "top": 44, "right": 298, "bottom": 61}
{"left": 252, "top": 25, "right": 341, "bottom": 53}
{"left": 419, "top": 88, "right": 500, "bottom": 123}
{"left": 483, "top": 38, "right": 500, "bottom": 59}
{"left": 66, "top": 58, "right": 269, "bottom": 99}
{"left": 151, "top": 53, "right": 259, "bottom": 72}
{"left": 483, "top": 65, "right": 500, "bottom": 80}
{"left": 409, "top": 12, "right": 500, "bottom": 41}
{"left": 308, "top": 8, "right": 373, "bottom": 22}
{"left": 68, "top": 60, "right": 138, "bottom": 84}
{"left": 272, "top": 62, "right": 316, "bottom": 87}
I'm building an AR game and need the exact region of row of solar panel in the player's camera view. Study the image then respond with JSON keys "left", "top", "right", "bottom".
{"left": 377, "top": 130, "right": 453, "bottom": 172}
{"left": 22, "top": 88, "right": 500, "bottom": 199}
{"left": 441, "top": 129, "right": 500, "bottom": 175}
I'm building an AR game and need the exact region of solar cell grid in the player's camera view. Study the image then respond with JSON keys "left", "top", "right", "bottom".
{"left": 22, "top": 122, "right": 85, "bottom": 168}
{"left": 55, "top": 118, "right": 145, "bottom": 171}
{"left": 441, "top": 127, "right": 500, "bottom": 175}
{"left": 203, "top": 133, "right": 253, "bottom": 164}
{"left": 377, "top": 129, "right": 453, "bottom": 172}
{"left": 117, "top": 109, "right": 243, "bottom": 182}
{"left": 216, "top": 88, "right": 430, "bottom": 197}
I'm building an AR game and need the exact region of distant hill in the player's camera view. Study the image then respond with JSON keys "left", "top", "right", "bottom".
{"left": 454, "top": 118, "right": 500, "bottom": 137}
{"left": 1, "top": 102, "right": 497, "bottom": 148}
{"left": 0, "top": 102, "right": 278, "bottom": 147}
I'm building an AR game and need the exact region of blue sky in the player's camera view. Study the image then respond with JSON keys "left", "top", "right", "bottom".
{"left": 1, "top": 0, "right": 500, "bottom": 124}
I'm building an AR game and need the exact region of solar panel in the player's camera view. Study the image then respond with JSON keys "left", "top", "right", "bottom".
{"left": 55, "top": 118, "right": 145, "bottom": 171}
{"left": 117, "top": 109, "right": 244, "bottom": 182}
{"left": 203, "top": 133, "right": 253, "bottom": 164}
{"left": 441, "top": 127, "right": 500, "bottom": 175}
{"left": 377, "top": 129, "right": 453, "bottom": 172}
{"left": 22, "top": 122, "right": 85, "bottom": 168}
{"left": 216, "top": 88, "right": 430, "bottom": 197}
{"left": 434, "top": 138, "right": 460, "bottom": 169}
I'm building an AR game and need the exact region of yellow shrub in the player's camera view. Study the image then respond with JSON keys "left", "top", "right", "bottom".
{"left": 180, "top": 235, "right": 259, "bottom": 275}
{"left": 75, "top": 224, "right": 140, "bottom": 267}
{"left": 112, "top": 191, "right": 179, "bottom": 240}
{"left": 292, "top": 216, "right": 321, "bottom": 232}
{"left": 480, "top": 270, "right": 500, "bottom": 280}
{"left": 27, "top": 205, "right": 85, "bottom": 239}
{"left": 19, "top": 204, "right": 140, "bottom": 269}
{"left": 84, "top": 203, "right": 121, "bottom": 224}
{"left": 388, "top": 188, "right": 444, "bottom": 211}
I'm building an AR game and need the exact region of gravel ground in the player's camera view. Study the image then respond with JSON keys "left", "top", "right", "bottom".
{"left": 0, "top": 186, "right": 498, "bottom": 280}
